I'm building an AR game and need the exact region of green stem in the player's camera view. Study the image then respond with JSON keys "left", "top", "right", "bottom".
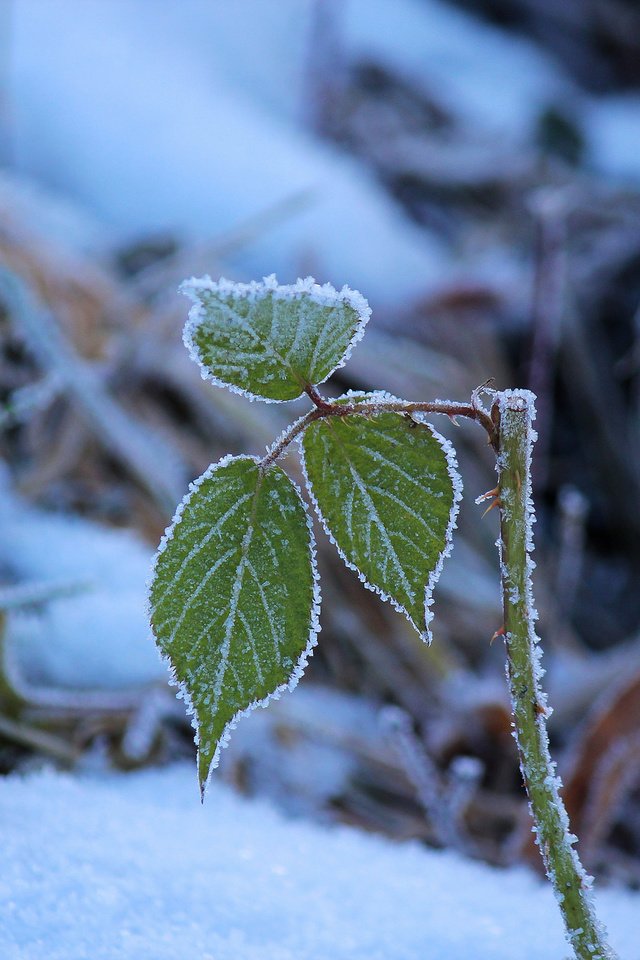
{"left": 495, "top": 390, "right": 615, "bottom": 960}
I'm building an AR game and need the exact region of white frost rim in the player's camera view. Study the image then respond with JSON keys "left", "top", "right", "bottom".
{"left": 298, "top": 390, "right": 463, "bottom": 645}
{"left": 180, "top": 274, "right": 371, "bottom": 404}
{"left": 146, "top": 453, "right": 322, "bottom": 798}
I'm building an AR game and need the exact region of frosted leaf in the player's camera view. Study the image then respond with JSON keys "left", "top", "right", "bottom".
{"left": 182, "top": 274, "right": 371, "bottom": 402}
{"left": 301, "top": 395, "right": 461, "bottom": 642}
{"left": 149, "top": 455, "right": 320, "bottom": 794}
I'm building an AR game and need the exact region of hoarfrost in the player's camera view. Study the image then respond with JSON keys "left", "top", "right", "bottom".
{"left": 147, "top": 454, "right": 321, "bottom": 796}
{"left": 181, "top": 274, "right": 371, "bottom": 404}
{"left": 496, "top": 390, "right": 613, "bottom": 958}
{"left": 299, "top": 390, "right": 462, "bottom": 645}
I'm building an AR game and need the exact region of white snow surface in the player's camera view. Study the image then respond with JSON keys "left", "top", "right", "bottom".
{"left": 0, "top": 763, "right": 636, "bottom": 960}
{"left": 0, "top": 477, "right": 163, "bottom": 689}
{"left": 8, "top": 0, "right": 447, "bottom": 308}
{"left": 7, "top": 0, "right": 640, "bottom": 327}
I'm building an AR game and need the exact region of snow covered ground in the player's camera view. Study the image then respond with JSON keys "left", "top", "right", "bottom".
{"left": 8, "top": 0, "right": 640, "bottom": 311}
{"left": 0, "top": 471, "right": 164, "bottom": 689}
{"left": 7, "top": 0, "right": 447, "bottom": 308}
{"left": 0, "top": 763, "right": 637, "bottom": 960}
{"left": 3, "top": 4, "right": 640, "bottom": 956}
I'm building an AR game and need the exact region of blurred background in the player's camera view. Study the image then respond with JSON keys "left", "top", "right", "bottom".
{"left": 1, "top": 0, "right": 640, "bottom": 886}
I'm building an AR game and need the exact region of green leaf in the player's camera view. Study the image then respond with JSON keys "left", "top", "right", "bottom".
{"left": 181, "top": 275, "right": 370, "bottom": 402}
{"left": 149, "top": 455, "right": 319, "bottom": 794}
{"left": 301, "top": 395, "right": 461, "bottom": 642}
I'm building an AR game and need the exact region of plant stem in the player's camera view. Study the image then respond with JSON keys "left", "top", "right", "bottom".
{"left": 494, "top": 389, "right": 615, "bottom": 960}
{"left": 261, "top": 392, "right": 498, "bottom": 468}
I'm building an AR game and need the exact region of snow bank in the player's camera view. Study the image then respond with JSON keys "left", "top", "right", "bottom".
{"left": 0, "top": 764, "right": 636, "bottom": 960}
{"left": 8, "top": 0, "right": 640, "bottom": 325}
{"left": 344, "top": 0, "right": 576, "bottom": 141}
{"left": 0, "top": 478, "right": 163, "bottom": 689}
{"left": 584, "top": 94, "right": 640, "bottom": 183}
{"left": 8, "top": 0, "right": 447, "bottom": 308}
{"left": 179, "top": 0, "right": 640, "bottom": 180}
{"left": 101, "top": 0, "right": 574, "bottom": 143}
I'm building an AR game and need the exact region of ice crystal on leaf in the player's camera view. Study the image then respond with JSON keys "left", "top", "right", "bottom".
{"left": 182, "top": 274, "right": 370, "bottom": 403}
{"left": 300, "top": 394, "right": 460, "bottom": 642}
{"left": 149, "top": 455, "right": 319, "bottom": 794}
{"left": 147, "top": 269, "right": 617, "bottom": 960}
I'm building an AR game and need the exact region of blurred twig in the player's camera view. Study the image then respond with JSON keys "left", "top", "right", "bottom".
{"left": 0, "top": 266, "right": 185, "bottom": 515}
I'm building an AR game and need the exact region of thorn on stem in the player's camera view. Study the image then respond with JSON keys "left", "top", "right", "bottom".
{"left": 475, "top": 485, "right": 501, "bottom": 518}
{"left": 481, "top": 499, "right": 501, "bottom": 518}
{"left": 475, "top": 486, "right": 499, "bottom": 503}
{"left": 471, "top": 378, "right": 496, "bottom": 412}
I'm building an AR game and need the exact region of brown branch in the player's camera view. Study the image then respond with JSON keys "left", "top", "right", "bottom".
{"left": 260, "top": 391, "right": 498, "bottom": 470}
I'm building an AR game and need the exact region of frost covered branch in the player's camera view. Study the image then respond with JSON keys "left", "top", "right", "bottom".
{"left": 261, "top": 391, "right": 498, "bottom": 469}
{"left": 495, "top": 390, "right": 616, "bottom": 960}
{"left": 149, "top": 275, "right": 616, "bottom": 960}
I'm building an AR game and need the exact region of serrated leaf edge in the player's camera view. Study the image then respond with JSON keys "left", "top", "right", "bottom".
{"left": 146, "top": 452, "right": 322, "bottom": 797}
{"left": 180, "top": 274, "right": 371, "bottom": 404}
{"left": 298, "top": 390, "right": 463, "bottom": 644}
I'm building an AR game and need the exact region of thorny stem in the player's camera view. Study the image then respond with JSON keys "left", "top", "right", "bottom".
{"left": 260, "top": 390, "right": 498, "bottom": 469}
{"left": 495, "top": 390, "right": 615, "bottom": 960}
{"left": 260, "top": 384, "right": 613, "bottom": 959}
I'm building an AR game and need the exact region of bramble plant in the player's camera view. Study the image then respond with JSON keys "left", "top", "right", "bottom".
{"left": 149, "top": 275, "right": 616, "bottom": 960}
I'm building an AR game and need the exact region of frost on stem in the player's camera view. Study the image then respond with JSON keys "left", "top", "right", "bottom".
{"left": 495, "top": 389, "right": 615, "bottom": 960}
{"left": 152, "top": 265, "right": 617, "bottom": 958}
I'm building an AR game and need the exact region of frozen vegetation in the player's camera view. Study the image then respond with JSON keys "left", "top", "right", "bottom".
{"left": 2, "top": 1, "right": 640, "bottom": 957}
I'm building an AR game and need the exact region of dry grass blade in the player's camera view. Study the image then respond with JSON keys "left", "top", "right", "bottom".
{"left": 563, "top": 669, "right": 640, "bottom": 852}
{"left": 0, "top": 267, "right": 186, "bottom": 515}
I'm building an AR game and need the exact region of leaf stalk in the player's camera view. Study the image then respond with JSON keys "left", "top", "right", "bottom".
{"left": 261, "top": 393, "right": 498, "bottom": 469}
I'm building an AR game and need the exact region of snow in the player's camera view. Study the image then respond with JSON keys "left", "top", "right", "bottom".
{"left": 0, "top": 473, "right": 164, "bottom": 689}
{"left": 584, "top": 94, "right": 640, "bottom": 183}
{"left": 343, "top": 0, "right": 576, "bottom": 142}
{"left": 224, "top": 684, "right": 378, "bottom": 817}
{"left": 2, "top": 7, "right": 640, "bottom": 951}
{"left": 0, "top": 763, "right": 636, "bottom": 960}
{"left": 157, "top": 0, "right": 640, "bottom": 182}
{"left": 0, "top": 172, "right": 109, "bottom": 256}
{"left": 86, "top": 0, "right": 573, "bottom": 144}
{"left": 8, "top": 0, "right": 447, "bottom": 308}
{"left": 7, "top": 0, "right": 640, "bottom": 333}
